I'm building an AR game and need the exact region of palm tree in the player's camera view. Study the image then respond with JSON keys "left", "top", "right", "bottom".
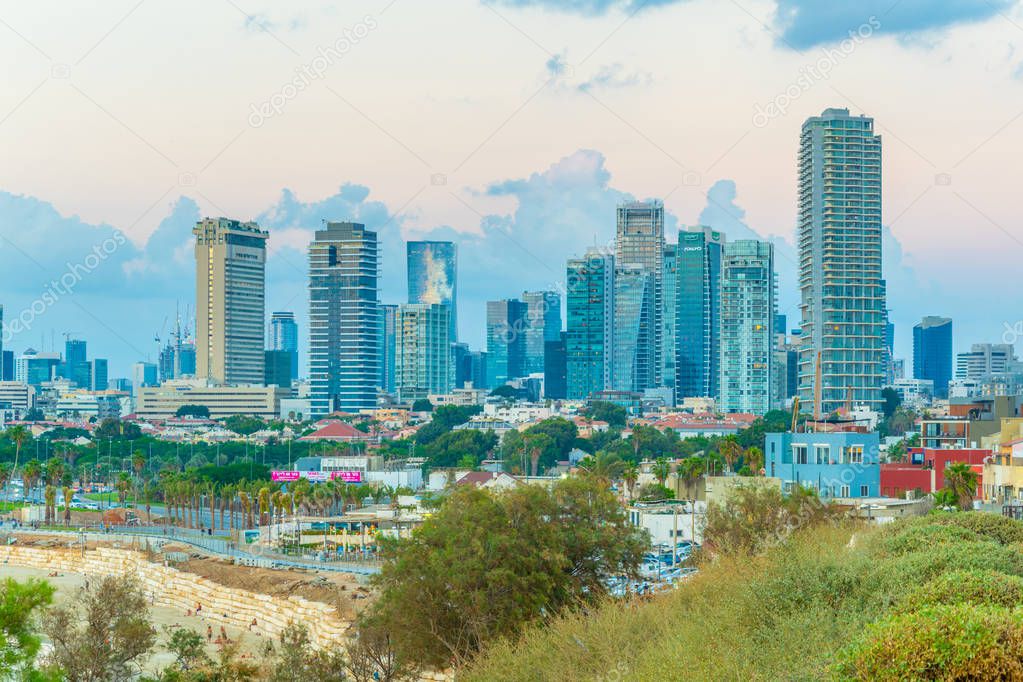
{"left": 677, "top": 456, "right": 706, "bottom": 500}
{"left": 62, "top": 485, "right": 73, "bottom": 526}
{"left": 4, "top": 425, "right": 29, "bottom": 502}
{"left": 579, "top": 451, "right": 625, "bottom": 484}
{"left": 944, "top": 462, "right": 979, "bottom": 511}
{"left": 132, "top": 451, "right": 146, "bottom": 479}
{"left": 719, "top": 437, "right": 743, "bottom": 474}
{"left": 622, "top": 462, "right": 639, "bottom": 500}
{"left": 21, "top": 459, "right": 42, "bottom": 500}
{"left": 44, "top": 485, "right": 56, "bottom": 525}
{"left": 239, "top": 491, "right": 252, "bottom": 530}
{"left": 115, "top": 473, "right": 130, "bottom": 506}
{"left": 745, "top": 446, "right": 765, "bottom": 475}
{"left": 932, "top": 488, "right": 959, "bottom": 511}
{"left": 652, "top": 457, "right": 672, "bottom": 487}
{"left": 257, "top": 486, "right": 271, "bottom": 526}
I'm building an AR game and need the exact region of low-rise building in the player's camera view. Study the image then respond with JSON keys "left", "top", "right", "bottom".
{"left": 136, "top": 382, "right": 290, "bottom": 419}
{"left": 765, "top": 431, "right": 880, "bottom": 499}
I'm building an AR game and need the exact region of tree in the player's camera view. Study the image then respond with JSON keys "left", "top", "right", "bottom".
{"left": 881, "top": 387, "right": 901, "bottom": 419}
{"left": 745, "top": 446, "right": 765, "bottom": 475}
{"left": 4, "top": 425, "right": 30, "bottom": 493}
{"left": 410, "top": 398, "right": 433, "bottom": 413}
{"left": 42, "top": 574, "right": 156, "bottom": 681}
{"left": 622, "top": 462, "right": 639, "bottom": 500}
{"left": 94, "top": 419, "right": 142, "bottom": 441}
{"left": 719, "top": 437, "right": 743, "bottom": 474}
{"left": 222, "top": 415, "right": 266, "bottom": 436}
{"left": 163, "top": 627, "right": 210, "bottom": 672}
{"left": 522, "top": 432, "right": 555, "bottom": 476}
{"left": 635, "top": 482, "right": 675, "bottom": 501}
{"left": 368, "top": 477, "right": 647, "bottom": 668}
{"left": 585, "top": 401, "right": 627, "bottom": 429}
{"left": 579, "top": 451, "right": 624, "bottom": 484}
{"left": 62, "top": 485, "right": 73, "bottom": 526}
{"left": 523, "top": 418, "right": 578, "bottom": 460}
{"left": 0, "top": 578, "right": 54, "bottom": 680}
{"left": 651, "top": 457, "right": 672, "bottom": 487}
{"left": 944, "top": 462, "right": 979, "bottom": 511}
{"left": 414, "top": 405, "right": 482, "bottom": 445}
{"left": 677, "top": 456, "right": 706, "bottom": 500}
{"left": 174, "top": 404, "right": 210, "bottom": 419}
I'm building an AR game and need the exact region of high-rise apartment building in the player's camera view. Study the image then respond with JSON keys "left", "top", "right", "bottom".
{"left": 616, "top": 201, "right": 664, "bottom": 385}
{"left": 522, "top": 291, "right": 561, "bottom": 375}
{"left": 675, "top": 226, "right": 724, "bottom": 399}
{"left": 612, "top": 265, "right": 655, "bottom": 392}
{"left": 956, "top": 343, "right": 1015, "bottom": 381}
{"left": 268, "top": 312, "right": 299, "bottom": 381}
{"left": 719, "top": 240, "right": 776, "bottom": 414}
{"left": 193, "top": 218, "right": 269, "bottom": 386}
{"left": 395, "top": 303, "right": 452, "bottom": 403}
{"left": 309, "top": 222, "right": 381, "bottom": 416}
{"left": 486, "top": 299, "right": 527, "bottom": 388}
{"left": 797, "top": 108, "right": 885, "bottom": 415}
{"left": 566, "top": 249, "right": 614, "bottom": 400}
{"left": 407, "top": 241, "right": 457, "bottom": 342}
{"left": 913, "top": 316, "right": 952, "bottom": 398}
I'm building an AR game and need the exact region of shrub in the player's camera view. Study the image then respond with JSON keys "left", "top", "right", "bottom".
{"left": 927, "top": 511, "right": 1023, "bottom": 545}
{"left": 896, "top": 570, "right": 1023, "bottom": 614}
{"left": 834, "top": 604, "right": 1023, "bottom": 681}
{"left": 875, "top": 524, "right": 980, "bottom": 556}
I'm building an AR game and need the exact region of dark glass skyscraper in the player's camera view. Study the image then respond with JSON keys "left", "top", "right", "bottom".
{"left": 309, "top": 222, "right": 381, "bottom": 415}
{"left": 486, "top": 299, "right": 527, "bottom": 388}
{"left": 522, "top": 290, "right": 561, "bottom": 375}
{"left": 913, "top": 316, "right": 952, "bottom": 398}
{"left": 566, "top": 248, "right": 614, "bottom": 400}
{"left": 544, "top": 331, "right": 568, "bottom": 399}
{"left": 407, "top": 241, "right": 457, "bottom": 341}
{"left": 380, "top": 304, "right": 397, "bottom": 394}
{"left": 675, "top": 226, "right": 724, "bottom": 399}
{"left": 268, "top": 311, "right": 299, "bottom": 380}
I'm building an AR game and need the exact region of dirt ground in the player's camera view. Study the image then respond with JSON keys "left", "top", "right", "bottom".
{"left": 5, "top": 565, "right": 268, "bottom": 674}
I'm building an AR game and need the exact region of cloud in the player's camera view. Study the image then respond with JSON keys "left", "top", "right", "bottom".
{"left": 774, "top": 0, "right": 1014, "bottom": 49}
{"left": 490, "top": 0, "right": 679, "bottom": 14}
{"left": 544, "top": 51, "right": 652, "bottom": 93}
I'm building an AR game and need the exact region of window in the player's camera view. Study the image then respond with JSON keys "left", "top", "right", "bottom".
{"left": 860, "top": 485, "right": 869, "bottom": 497}
{"left": 794, "top": 445, "right": 808, "bottom": 465}
{"left": 849, "top": 446, "right": 864, "bottom": 464}
{"left": 815, "top": 445, "right": 831, "bottom": 464}
{"left": 840, "top": 485, "right": 850, "bottom": 497}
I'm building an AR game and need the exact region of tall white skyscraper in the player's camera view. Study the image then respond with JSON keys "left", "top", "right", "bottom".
{"left": 797, "top": 108, "right": 885, "bottom": 415}
{"left": 615, "top": 201, "right": 664, "bottom": 387}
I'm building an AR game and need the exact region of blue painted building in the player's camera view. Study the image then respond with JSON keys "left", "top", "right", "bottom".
{"left": 765, "top": 431, "right": 880, "bottom": 499}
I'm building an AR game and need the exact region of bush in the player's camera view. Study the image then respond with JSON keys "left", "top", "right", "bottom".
{"left": 834, "top": 604, "right": 1023, "bottom": 681}
{"left": 927, "top": 511, "right": 1023, "bottom": 545}
{"left": 875, "top": 524, "right": 981, "bottom": 556}
{"left": 896, "top": 570, "right": 1023, "bottom": 614}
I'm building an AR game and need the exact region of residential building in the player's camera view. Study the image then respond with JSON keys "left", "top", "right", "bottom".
{"left": 486, "top": 299, "right": 527, "bottom": 388}
{"left": 882, "top": 448, "right": 988, "bottom": 499}
{"left": 566, "top": 248, "right": 614, "bottom": 399}
{"left": 407, "top": 241, "right": 457, "bottom": 341}
{"left": 765, "top": 431, "right": 880, "bottom": 498}
{"left": 395, "top": 303, "right": 452, "bottom": 403}
{"left": 309, "top": 222, "right": 381, "bottom": 416}
{"left": 616, "top": 200, "right": 665, "bottom": 385}
{"left": 136, "top": 381, "right": 290, "bottom": 419}
{"left": 544, "top": 332, "right": 567, "bottom": 400}
{"left": 612, "top": 264, "right": 656, "bottom": 392}
{"left": 913, "top": 316, "right": 952, "bottom": 398}
{"left": 719, "top": 240, "right": 775, "bottom": 414}
{"left": 268, "top": 311, "right": 299, "bottom": 381}
{"left": 522, "top": 290, "right": 561, "bottom": 375}
{"left": 797, "top": 108, "right": 885, "bottom": 415}
{"left": 675, "top": 226, "right": 724, "bottom": 399}
{"left": 956, "top": 343, "right": 1015, "bottom": 381}
{"left": 193, "top": 217, "right": 269, "bottom": 386}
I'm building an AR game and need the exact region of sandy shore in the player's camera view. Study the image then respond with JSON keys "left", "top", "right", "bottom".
{"left": 5, "top": 565, "right": 268, "bottom": 673}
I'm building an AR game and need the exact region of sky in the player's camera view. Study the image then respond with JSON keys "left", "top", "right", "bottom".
{"left": 2, "top": 0, "right": 1023, "bottom": 377}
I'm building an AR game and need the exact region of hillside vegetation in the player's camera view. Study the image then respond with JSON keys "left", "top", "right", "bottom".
{"left": 463, "top": 512, "right": 1023, "bottom": 682}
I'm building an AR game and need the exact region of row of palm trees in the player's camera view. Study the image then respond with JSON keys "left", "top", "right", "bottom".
{"left": 576, "top": 452, "right": 711, "bottom": 501}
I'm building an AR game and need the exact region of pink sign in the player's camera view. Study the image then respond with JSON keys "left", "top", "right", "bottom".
{"left": 271, "top": 470, "right": 363, "bottom": 483}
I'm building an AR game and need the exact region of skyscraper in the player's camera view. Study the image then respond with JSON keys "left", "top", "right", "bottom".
{"left": 62, "top": 338, "right": 91, "bottom": 388}
{"left": 719, "top": 240, "right": 776, "bottom": 415}
{"left": 90, "top": 359, "right": 109, "bottom": 391}
{"left": 616, "top": 201, "right": 664, "bottom": 385}
{"left": 486, "top": 299, "right": 527, "bottom": 388}
{"left": 264, "top": 350, "right": 294, "bottom": 388}
{"left": 544, "top": 331, "right": 568, "bottom": 400}
{"left": 797, "top": 108, "right": 885, "bottom": 415}
{"left": 193, "top": 217, "right": 269, "bottom": 386}
{"left": 955, "top": 343, "right": 1013, "bottom": 381}
{"left": 675, "top": 226, "right": 724, "bottom": 399}
{"left": 131, "top": 361, "right": 157, "bottom": 397}
{"left": 913, "top": 316, "right": 952, "bottom": 398}
{"left": 268, "top": 312, "right": 299, "bottom": 380}
{"left": 522, "top": 291, "right": 561, "bottom": 375}
{"left": 380, "top": 304, "right": 398, "bottom": 394}
{"left": 407, "top": 241, "right": 457, "bottom": 341}
{"left": 309, "top": 222, "right": 381, "bottom": 415}
{"left": 612, "top": 265, "right": 655, "bottom": 392}
{"left": 395, "top": 303, "right": 452, "bottom": 403}
{"left": 662, "top": 243, "right": 677, "bottom": 396}
{"left": 566, "top": 248, "right": 614, "bottom": 399}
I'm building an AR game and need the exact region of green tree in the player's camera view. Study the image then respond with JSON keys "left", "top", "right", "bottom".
{"left": 0, "top": 577, "right": 54, "bottom": 680}
{"left": 881, "top": 386, "right": 901, "bottom": 419}
{"left": 944, "top": 462, "right": 980, "bottom": 511}
{"left": 163, "top": 627, "right": 210, "bottom": 672}
{"left": 523, "top": 418, "right": 578, "bottom": 460}
{"left": 174, "top": 405, "right": 210, "bottom": 419}
{"left": 410, "top": 398, "right": 433, "bottom": 413}
{"left": 414, "top": 405, "right": 482, "bottom": 445}
{"left": 677, "top": 456, "right": 706, "bottom": 499}
{"left": 578, "top": 451, "right": 625, "bottom": 484}
{"left": 4, "top": 425, "right": 30, "bottom": 492}
{"left": 651, "top": 457, "right": 672, "bottom": 487}
{"left": 585, "top": 401, "right": 627, "bottom": 429}
{"left": 42, "top": 574, "right": 156, "bottom": 681}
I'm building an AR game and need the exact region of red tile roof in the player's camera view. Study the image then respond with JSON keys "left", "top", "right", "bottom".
{"left": 300, "top": 421, "right": 373, "bottom": 441}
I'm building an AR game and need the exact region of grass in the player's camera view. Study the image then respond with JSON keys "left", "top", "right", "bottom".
{"left": 462, "top": 513, "right": 1023, "bottom": 682}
